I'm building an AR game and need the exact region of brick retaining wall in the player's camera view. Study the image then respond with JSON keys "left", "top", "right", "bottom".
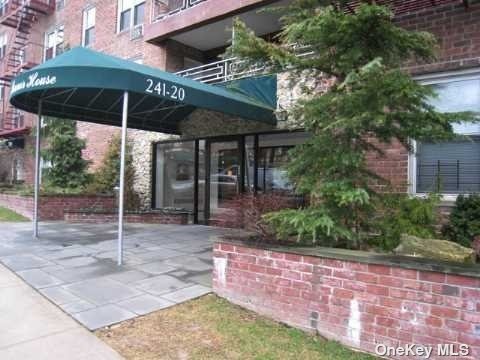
{"left": 0, "top": 193, "right": 115, "bottom": 220}
{"left": 64, "top": 210, "right": 189, "bottom": 224}
{"left": 213, "top": 241, "right": 480, "bottom": 360}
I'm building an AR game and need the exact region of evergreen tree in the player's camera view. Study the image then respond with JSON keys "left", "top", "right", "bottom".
{"left": 41, "top": 118, "right": 90, "bottom": 190}
{"left": 228, "top": 1, "right": 476, "bottom": 248}
{"left": 90, "top": 134, "right": 141, "bottom": 210}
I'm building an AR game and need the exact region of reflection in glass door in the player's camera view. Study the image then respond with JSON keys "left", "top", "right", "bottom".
{"left": 208, "top": 140, "right": 241, "bottom": 220}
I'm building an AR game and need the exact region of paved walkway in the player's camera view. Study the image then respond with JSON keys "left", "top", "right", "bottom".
{"left": 0, "top": 222, "right": 227, "bottom": 330}
{"left": 0, "top": 264, "right": 123, "bottom": 360}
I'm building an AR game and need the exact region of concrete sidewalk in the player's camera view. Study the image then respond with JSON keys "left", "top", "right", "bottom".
{"left": 0, "top": 264, "right": 123, "bottom": 360}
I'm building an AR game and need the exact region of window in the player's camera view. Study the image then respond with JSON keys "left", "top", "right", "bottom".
{"left": 118, "top": 0, "right": 145, "bottom": 32}
{"left": 82, "top": 7, "right": 95, "bottom": 47}
{"left": 155, "top": 141, "right": 197, "bottom": 211}
{"left": 413, "top": 72, "right": 480, "bottom": 194}
{"left": 44, "top": 26, "right": 64, "bottom": 60}
{"left": 0, "top": 33, "right": 7, "bottom": 60}
{"left": 0, "top": 1, "right": 9, "bottom": 17}
{"left": 244, "top": 132, "right": 310, "bottom": 193}
{"left": 56, "top": 0, "right": 65, "bottom": 11}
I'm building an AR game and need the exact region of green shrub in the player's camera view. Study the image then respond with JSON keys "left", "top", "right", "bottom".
{"left": 41, "top": 118, "right": 91, "bottom": 189}
{"left": 373, "top": 194, "right": 440, "bottom": 251}
{"left": 226, "top": 3, "right": 473, "bottom": 249}
{"left": 87, "top": 135, "right": 141, "bottom": 210}
{"left": 442, "top": 194, "right": 480, "bottom": 248}
{"left": 264, "top": 207, "right": 353, "bottom": 247}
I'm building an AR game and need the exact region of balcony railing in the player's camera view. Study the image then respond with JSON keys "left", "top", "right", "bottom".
{"left": 153, "top": 0, "right": 207, "bottom": 22}
{"left": 175, "top": 45, "right": 314, "bottom": 84}
{"left": 175, "top": 57, "right": 267, "bottom": 84}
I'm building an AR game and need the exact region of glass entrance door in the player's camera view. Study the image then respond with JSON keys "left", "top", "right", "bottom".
{"left": 207, "top": 140, "right": 241, "bottom": 221}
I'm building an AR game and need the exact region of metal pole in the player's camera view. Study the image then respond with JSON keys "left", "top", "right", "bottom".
{"left": 33, "top": 101, "right": 42, "bottom": 238}
{"left": 117, "top": 91, "right": 129, "bottom": 266}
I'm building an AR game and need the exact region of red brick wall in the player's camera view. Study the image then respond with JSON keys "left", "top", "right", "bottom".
{"left": 366, "top": 138, "right": 410, "bottom": 193}
{"left": 10, "top": 0, "right": 172, "bottom": 179}
{"left": 366, "top": 2, "right": 480, "bottom": 192}
{"left": 5, "top": 1, "right": 480, "bottom": 191}
{"left": 0, "top": 193, "right": 115, "bottom": 220}
{"left": 64, "top": 210, "right": 188, "bottom": 224}
{"left": 213, "top": 242, "right": 480, "bottom": 360}
{"left": 397, "top": 1, "right": 480, "bottom": 74}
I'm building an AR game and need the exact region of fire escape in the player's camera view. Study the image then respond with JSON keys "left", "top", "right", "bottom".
{"left": 0, "top": 0, "right": 55, "bottom": 138}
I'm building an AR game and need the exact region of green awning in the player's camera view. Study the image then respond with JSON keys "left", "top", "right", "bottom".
{"left": 9, "top": 47, "right": 277, "bottom": 133}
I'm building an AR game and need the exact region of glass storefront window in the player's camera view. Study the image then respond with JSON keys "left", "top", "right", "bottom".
{"left": 209, "top": 140, "right": 240, "bottom": 218}
{"left": 153, "top": 131, "right": 309, "bottom": 223}
{"left": 155, "top": 141, "right": 195, "bottom": 211}
{"left": 257, "top": 132, "right": 309, "bottom": 193}
{"left": 197, "top": 140, "right": 206, "bottom": 222}
{"left": 257, "top": 146, "right": 293, "bottom": 192}
{"left": 245, "top": 136, "right": 255, "bottom": 192}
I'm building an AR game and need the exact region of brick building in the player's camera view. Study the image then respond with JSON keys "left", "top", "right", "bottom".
{"left": 0, "top": 0, "right": 479, "bottom": 223}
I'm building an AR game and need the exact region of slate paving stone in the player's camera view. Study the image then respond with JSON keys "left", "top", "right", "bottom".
{"left": 94, "top": 251, "right": 118, "bottom": 259}
{"left": 39, "top": 265, "right": 66, "bottom": 275}
{"left": 0, "top": 254, "right": 54, "bottom": 271}
{"left": 186, "top": 273, "right": 212, "bottom": 287}
{"left": 137, "top": 262, "right": 176, "bottom": 275}
{"left": 40, "top": 286, "right": 83, "bottom": 305}
{"left": 135, "top": 275, "right": 192, "bottom": 296}
{"left": 195, "top": 251, "right": 213, "bottom": 261}
{"left": 16, "top": 269, "right": 63, "bottom": 289}
{"left": 64, "top": 278, "right": 142, "bottom": 306}
{"left": 161, "top": 285, "right": 211, "bottom": 303}
{"left": 38, "top": 247, "right": 91, "bottom": 261}
{"left": 53, "top": 263, "right": 129, "bottom": 283}
{"left": 159, "top": 242, "right": 193, "bottom": 250}
{"left": 54, "top": 256, "right": 98, "bottom": 268}
{"left": 60, "top": 300, "right": 97, "bottom": 314}
{"left": 131, "top": 249, "right": 185, "bottom": 263}
{"left": 117, "top": 294, "right": 175, "bottom": 315}
{"left": 73, "top": 304, "right": 136, "bottom": 330}
{"left": 165, "top": 256, "right": 212, "bottom": 272}
{"left": 105, "top": 270, "right": 152, "bottom": 284}
{"left": 168, "top": 270, "right": 189, "bottom": 277}
{"left": 0, "top": 222, "right": 224, "bottom": 329}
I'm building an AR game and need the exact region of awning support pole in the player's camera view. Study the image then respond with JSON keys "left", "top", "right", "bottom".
{"left": 33, "top": 101, "right": 42, "bottom": 238}
{"left": 117, "top": 91, "right": 129, "bottom": 266}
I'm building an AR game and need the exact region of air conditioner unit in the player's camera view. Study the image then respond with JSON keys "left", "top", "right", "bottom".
{"left": 5, "top": 138, "right": 25, "bottom": 149}
{"left": 130, "top": 24, "right": 144, "bottom": 40}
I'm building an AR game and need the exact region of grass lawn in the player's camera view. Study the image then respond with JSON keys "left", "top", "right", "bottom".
{"left": 0, "top": 207, "right": 28, "bottom": 222}
{"left": 97, "top": 294, "right": 377, "bottom": 360}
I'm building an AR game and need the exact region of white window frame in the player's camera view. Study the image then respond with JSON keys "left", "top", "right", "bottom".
{"left": 82, "top": 6, "right": 96, "bottom": 47}
{"left": 117, "top": 0, "right": 145, "bottom": 33}
{"left": 44, "top": 25, "right": 64, "bottom": 61}
{"left": 409, "top": 68, "right": 480, "bottom": 200}
{"left": 56, "top": 0, "right": 65, "bottom": 11}
{"left": 0, "top": 32, "right": 7, "bottom": 60}
{"left": 0, "top": 1, "right": 9, "bottom": 17}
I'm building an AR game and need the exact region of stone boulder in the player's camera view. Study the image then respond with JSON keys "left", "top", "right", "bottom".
{"left": 394, "top": 234, "right": 476, "bottom": 264}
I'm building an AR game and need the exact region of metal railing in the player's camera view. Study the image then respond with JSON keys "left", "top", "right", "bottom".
{"left": 417, "top": 161, "right": 480, "bottom": 193}
{"left": 175, "top": 57, "right": 267, "bottom": 84}
{"left": 153, "top": 0, "right": 207, "bottom": 22}
{"left": 175, "top": 44, "right": 314, "bottom": 84}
